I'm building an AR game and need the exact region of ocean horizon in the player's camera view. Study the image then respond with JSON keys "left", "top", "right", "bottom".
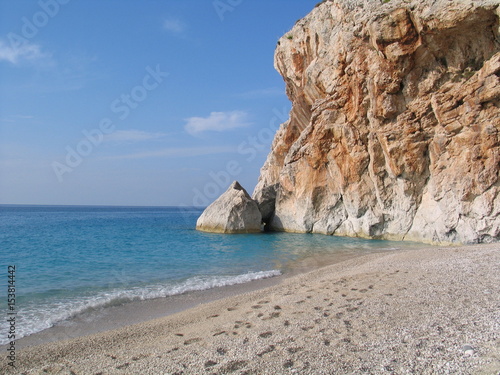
{"left": 1, "top": 204, "right": 424, "bottom": 345}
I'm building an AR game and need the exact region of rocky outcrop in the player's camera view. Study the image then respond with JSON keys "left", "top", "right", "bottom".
{"left": 196, "top": 181, "right": 262, "bottom": 233}
{"left": 252, "top": 0, "right": 500, "bottom": 244}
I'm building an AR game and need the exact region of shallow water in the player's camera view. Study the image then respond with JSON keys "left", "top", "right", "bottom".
{"left": 0, "top": 205, "right": 424, "bottom": 344}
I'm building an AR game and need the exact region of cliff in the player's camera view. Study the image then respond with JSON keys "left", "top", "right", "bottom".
{"left": 253, "top": 0, "right": 500, "bottom": 244}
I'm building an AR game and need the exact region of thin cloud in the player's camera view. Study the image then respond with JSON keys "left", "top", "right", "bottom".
{"left": 103, "top": 130, "right": 166, "bottom": 143}
{"left": 0, "top": 39, "right": 52, "bottom": 65}
{"left": 102, "top": 146, "right": 236, "bottom": 160}
{"left": 0, "top": 114, "right": 35, "bottom": 123}
{"left": 185, "top": 111, "right": 250, "bottom": 135}
{"left": 163, "top": 18, "right": 186, "bottom": 34}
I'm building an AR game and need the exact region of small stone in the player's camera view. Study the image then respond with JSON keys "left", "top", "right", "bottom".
{"left": 462, "top": 344, "right": 474, "bottom": 356}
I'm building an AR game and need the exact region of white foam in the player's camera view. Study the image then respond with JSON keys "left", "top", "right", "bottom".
{"left": 0, "top": 269, "right": 281, "bottom": 345}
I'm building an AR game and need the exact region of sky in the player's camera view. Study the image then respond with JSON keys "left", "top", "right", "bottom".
{"left": 0, "top": 0, "right": 318, "bottom": 207}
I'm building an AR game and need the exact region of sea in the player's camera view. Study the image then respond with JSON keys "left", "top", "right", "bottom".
{"left": 0, "top": 205, "right": 422, "bottom": 345}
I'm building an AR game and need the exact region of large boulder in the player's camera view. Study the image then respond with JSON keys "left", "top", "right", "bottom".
{"left": 196, "top": 181, "right": 262, "bottom": 234}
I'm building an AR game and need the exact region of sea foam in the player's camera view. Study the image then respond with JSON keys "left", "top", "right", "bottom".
{"left": 0, "top": 270, "right": 281, "bottom": 345}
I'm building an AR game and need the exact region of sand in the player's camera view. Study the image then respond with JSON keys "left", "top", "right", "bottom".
{"left": 3, "top": 243, "right": 499, "bottom": 374}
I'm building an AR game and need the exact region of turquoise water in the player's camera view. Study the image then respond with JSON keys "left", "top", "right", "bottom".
{"left": 0, "top": 205, "right": 418, "bottom": 344}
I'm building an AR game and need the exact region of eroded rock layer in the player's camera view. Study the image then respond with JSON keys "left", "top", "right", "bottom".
{"left": 253, "top": 0, "right": 500, "bottom": 244}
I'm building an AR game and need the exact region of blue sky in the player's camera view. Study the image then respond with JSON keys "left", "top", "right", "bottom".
{"left": 0, "top": 0, "right": 318, "bottom": 206}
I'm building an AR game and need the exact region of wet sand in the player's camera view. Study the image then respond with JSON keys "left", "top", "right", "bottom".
{"left": 2, "top": 243, "right": 499, "bottom": 374}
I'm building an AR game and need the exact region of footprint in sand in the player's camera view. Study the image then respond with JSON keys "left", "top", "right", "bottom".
{"left": 219, "top": 360, "right": 248, "bottom": 372}
{"left": 216, "top": 347, "right": 226, "bottom": 355}
{"left": 257, "top": 345, "right": 275, "bottom": 357}
{"left": 259, "top": 331, "right": 273, "bottom": 338}
{"left": 205, "top": 360, "right": 219, "bottom": 369}
{"left": 262, "top": 311, "right": 281, "bottom": 320}
{"left": 183, "top": 337, "right": 202, "bottom": 345}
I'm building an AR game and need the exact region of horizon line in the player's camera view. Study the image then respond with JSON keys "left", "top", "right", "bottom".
{"left": 0, "top": 203, "right": 206, "bottom": 209}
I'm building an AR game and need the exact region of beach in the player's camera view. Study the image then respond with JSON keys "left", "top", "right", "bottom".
{"left": 4, "top": 243, "right": 499, "bottom": 374}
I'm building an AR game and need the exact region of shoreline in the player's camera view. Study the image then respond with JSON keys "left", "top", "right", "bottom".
{"left": 3, "top": 243, "right": 499, "bottom": 374}
{"left": 5, "top": 242, "right": 409, "bottom": 351}
{"left": 7, "top": 271, "right": 285, "bottom": 351}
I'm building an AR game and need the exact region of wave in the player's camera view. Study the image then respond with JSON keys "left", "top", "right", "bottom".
{"left": 0, "top": 270, "right": 281, "bottom": 345}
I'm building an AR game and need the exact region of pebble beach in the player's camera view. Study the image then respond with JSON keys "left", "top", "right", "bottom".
{"left": 3, "top": 243, "right": 499, "bottom": 374}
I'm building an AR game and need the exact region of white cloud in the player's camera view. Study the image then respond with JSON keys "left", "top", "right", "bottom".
{"left": 103, "top": 130, "right": 166, "bottom": 143}
{"left": 163, "top": 18, "right": 186, "bottom": 34}
{"left": 185, "top": 111, "right": 250, "bottom": 135}
{"left": 0, "top": 39, "right": 52, "bottom": 65}
{"left": 102, "top": 146, "right": 236, "bottom": 160}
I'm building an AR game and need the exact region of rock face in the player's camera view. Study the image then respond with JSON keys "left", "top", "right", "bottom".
{"left": 253, "top": 0, "right": 500, "bottom": 244}
{"left": 196, "top": 181, "right": 262, "bottom": 233}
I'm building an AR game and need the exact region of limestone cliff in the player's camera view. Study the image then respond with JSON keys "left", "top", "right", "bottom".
{"left": 253, "top": 0, "right": 500, "bottom": 244}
